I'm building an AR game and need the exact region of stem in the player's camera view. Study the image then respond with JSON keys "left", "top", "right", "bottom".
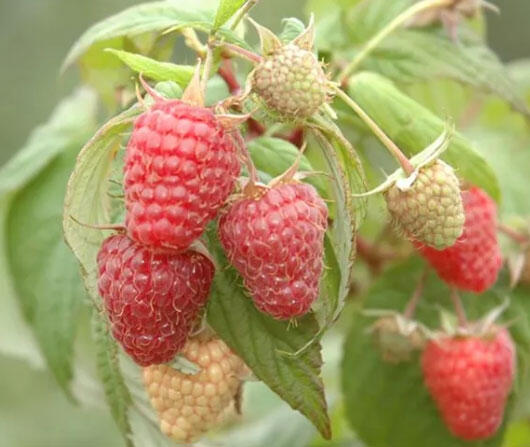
{"left": 337, "top": 0, "right": 452, "bottom": 84}
{"left": 403, "top": 269, "right": 428, "bottom": 319}
{"left": 230, "top": 0, "right": 260, "bottom": 31}
{"left": 218, "top": 58, "right": 242, "bottom": 95}
{"left": 334, "top": 87, "right": 415, "bottom": 175}
{"left": 181, "top": 28, "right": 206, "bottom": 57}
{"left": 222, "top": 43, "right": 262, "bottom": 64}
{"left": 233, "top": 130, "right": 259, "bottom": 184}
{"left": 201, "top": 44, "right": 214, "bottom": 93}
{"left": 498, "top": 223, "right": 530, "bottom": 245}
{"left": 450, "top": 288, "right": 468, "bottom": 328}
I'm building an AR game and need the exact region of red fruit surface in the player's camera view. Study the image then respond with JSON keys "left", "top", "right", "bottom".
{"left": 421, "top": 328, "right": 515, "bottom": 440}
{"left": 124, "top": 100, "right": 240, "bottom": 250}
{"left": 218, "top": 183, "right": 328, "bottom": 320}
{"left": 415, "top": 187, "right": 502, "bottom": 293}
{"left": 97, "top": 234, "right": 215, "bottom": 366}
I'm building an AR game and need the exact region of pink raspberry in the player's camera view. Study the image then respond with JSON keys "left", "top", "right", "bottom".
{"left": 218, "top": 183, "right": 328, "bottom": 320}
{"left": 97, "top": 234, "right": 215, "bottom": 366}
{"left": 124, "top": 101, "right": 240, "bottom": 250}
{"left": 416, "top": 187, "right": 502, "bottom": 293}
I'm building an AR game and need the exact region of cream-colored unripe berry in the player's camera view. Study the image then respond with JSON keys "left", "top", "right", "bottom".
{"left": 143, "top": 334, "right": 248, "bottom": 442}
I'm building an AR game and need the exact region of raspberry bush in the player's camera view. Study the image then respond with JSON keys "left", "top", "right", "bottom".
{"left": 2, "top": 1, "right": 530, "bottom": 446}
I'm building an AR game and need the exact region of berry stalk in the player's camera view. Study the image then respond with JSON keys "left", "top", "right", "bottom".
{"left": 334, "top": 87, "right": 415, "bottom": 175}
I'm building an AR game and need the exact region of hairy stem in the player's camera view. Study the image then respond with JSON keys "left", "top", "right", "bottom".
{"left": 450, "top": 288, "right": 468, "bottom": 328}
{"left": 403, "top": 268, "right": 428, "bottom": 319}
{"left": 498, "top": 223, "right": 530, "bottom": 245}
{"left": 334, "top": 87, "right": 414, "bottom": 175}
{"left": 337, "top": 0, "right": 452, "bottom": 84}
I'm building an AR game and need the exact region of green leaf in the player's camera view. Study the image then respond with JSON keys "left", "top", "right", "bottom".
{"left": 106, "top": 49, "right": 194, "bottom": 87}
{"left": 346, "top": 72, "right": 501, "bottom": 201}
{"left": 363, "top": 29, "right": 529, "bottom": 116}
{"left": 309, "top": 118, "right": 366, "bottom": 326}
{"left": 63, "top": 104, "right": 139, "bottom": 303}
{"left": 213, "top": 0, "right": 246, "bottom": 31}
{"left": 92, "top": 311, "right": 133, "bottom": 445}
{"left": 206, "top": 231, "right": 331, "bottom": 440}
{"left": 0, "top": 88, "right": 98, "bottom": 395}
{"left": 62, "top": 0, "right": 249, "bottom": 71}
{"left": 342, "top": 258, "right": 524, "bottom": 447}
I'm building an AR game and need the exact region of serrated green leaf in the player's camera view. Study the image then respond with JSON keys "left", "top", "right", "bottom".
{"left": 346, "top": 72, "right": 501, "bottom": 201}
{"left": 213, "top": 0, "right": 246, "bottom": 31}
{"left": 62, "top": 0, "right": 250, "bottom": 71}
{"left": 363, "top": 29, "right": 529, "bottom": 116}
{"left": 280, "top": 17, "right": 306, "bottom": 43}
{"left": 63, "top": 104, "right": 139, "bottom": 303}
{"left": 309, "top": 119, "right": 366, "bottom": 326}
{"left": 0, "top": 88, "right": 97, "bottom": 395}
{"left": 206, "top": 230, "right": 331, "bottom": 440}
{"left": 106, "top": 49, "right": 194, "bottom": 87}
{"left": 92, "top": 311, "right": 133, "bottom": 445}
{"left": 342, "top": 258, "right": 526, "bottom": 447}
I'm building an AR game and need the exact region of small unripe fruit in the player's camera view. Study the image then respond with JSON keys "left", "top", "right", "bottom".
{"left": 385, "top": 160, "right": 464, "bottom": 249}
{"left": 143, "top": 335, "right": 248, "bottom": 442}
{"left": 252, "top": 44, "right": 329, "bottom": 119}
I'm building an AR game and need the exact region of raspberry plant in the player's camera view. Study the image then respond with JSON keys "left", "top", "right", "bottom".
{"left": 2, "top": 0, "right": 530, "bottom": 446}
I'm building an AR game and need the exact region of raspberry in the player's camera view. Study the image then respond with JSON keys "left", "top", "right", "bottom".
{"left": 97, "top": 234, "right": 215, "bottom": 366}
{"left": 218, "top": 183, "right": 328, "bottom": 320}
{"left": 385, "top": 160, "right": 464, "bottom": 249}
{"left": 421, "top": 327, "right": 515, "bottom": 440}
{"left": 124, "top": 100, "right": 240, "bottom": 250}
{"left": 252, "top": 43, "right": 329, "bottom": 119}
{"left": 415, "top": 187, "right": 502, "bottom": 293}
{"left": 143, "top": 334, "right": 248, "bottom": 442}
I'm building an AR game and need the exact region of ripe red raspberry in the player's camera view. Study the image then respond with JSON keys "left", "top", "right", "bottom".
{"left": 415, "top": 187, "right": 502, "bottom": 293}
{"left": 421, "top": 327, "right": 515, "bottom": 440}
{"left": 124, "top": 100, "right": 240, "bottom": 250}
{"left": 218, "top": 183, "right": 328, "bottom": 320}
{"left": 97, "top": 234, "right": 215, "bottom": 366}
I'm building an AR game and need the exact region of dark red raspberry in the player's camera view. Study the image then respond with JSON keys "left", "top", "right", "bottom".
{"left": 415, "top": 187, "right": 502, "bottom": 293}
{"left": 218, "top": 183, "right": 328, "bottom": 320}
{"left": 124, "top": 100, "right": 240, "bottom": 250}
{"left": 97, "top": 234, "right": 215, "bottom": 366}
{"left": 422, "top": 327, "right": 515, "bottom": 440}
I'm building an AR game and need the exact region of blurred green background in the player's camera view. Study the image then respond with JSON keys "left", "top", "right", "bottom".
{"left": 0, "top": 0, "right": 528, "bottom": 445}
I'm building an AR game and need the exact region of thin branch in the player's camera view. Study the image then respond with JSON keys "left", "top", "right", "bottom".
{"left": 403, "top": 268, "right": 428, "bottom": 319}
{"left": 450, "top": 287, "right": 468, "bottom": 329}
{"left": 337, "top": 0, "right": 452, "bottom": 83}
{"left": 334, "top": 87, "right": 414, "bottom": 175}
{"left": 230, "top": 0, "right": 261, "bottom": 31}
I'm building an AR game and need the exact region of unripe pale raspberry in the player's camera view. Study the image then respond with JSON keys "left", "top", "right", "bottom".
{"left": 97, "top": 234, "right": 215, "bottom": 366}
{"left": 422, "top": 327, "right": 515, "bottom": 440}
{"left": 415, "top": 187, "right": 502, "bottom": 293}
{"left": 385, "top": 160, "right": 464, "bottom": 249}
{"left": 143, "top": 335, "right": 248, "bottom": 442}
{"left": 124, "top": 100, "right": 240, "bottom": 250}
{"left": 252, "top": 44, "right": 329, "bottom": 119}
{"left": 218, "top": 183, "right": 328, "bottom": 320}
